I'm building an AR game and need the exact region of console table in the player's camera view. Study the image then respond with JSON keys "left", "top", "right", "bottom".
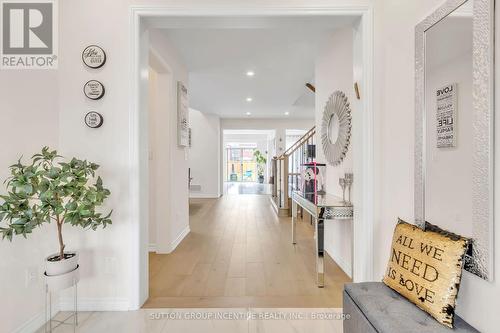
{"left": 291, "top": 191, "right": 353, "bottom": 287}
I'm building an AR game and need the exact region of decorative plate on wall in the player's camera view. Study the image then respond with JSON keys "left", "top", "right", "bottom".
{"left": 84, "top": 111, "right": 104, "bottom": 128}
{"left": 320, "top": 91, "right": 352, "bottom": 166}
{"left": 82, "top": 45, "right": 106, "bottom": 69}
{"left": 83, "top": 80, "right": 105, "bottom": 100}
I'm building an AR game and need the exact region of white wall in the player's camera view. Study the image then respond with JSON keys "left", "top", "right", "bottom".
{"left": 314, "top": 26, "right": 355, "bottom": 277}
{"left": 372, "top": 1, "right": 500, "bottom": 331}
{"left": 189, "top": 109, "right": 221, "bottom": 198}
{"left": 148, "top": 63, "right": 175, "bottom": 252}
{"left": 148, "top": 30, "right": 191, "bottom": 255}
{"left": 0, "top": 72, "right": 59, "bottom": 333}
{"left": 148, "top": 68, "right": 159, "bottom": 250}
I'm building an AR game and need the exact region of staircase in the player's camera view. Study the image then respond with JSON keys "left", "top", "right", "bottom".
{"left": 271, "top": 126, "right": 316, "bottom": 216}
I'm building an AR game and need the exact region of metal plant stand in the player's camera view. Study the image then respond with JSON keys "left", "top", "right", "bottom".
{"left": 44, "top": 273, "right": 79, "bottom": 332}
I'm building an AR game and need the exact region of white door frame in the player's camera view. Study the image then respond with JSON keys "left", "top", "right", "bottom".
{"left": 129, "top": 5, "right": 374, "bottom": 310}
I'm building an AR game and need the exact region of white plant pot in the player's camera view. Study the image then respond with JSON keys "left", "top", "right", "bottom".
{"left": 45, "top": 265, "right": 80, "bottom": 292}
{"left": 45, "top": 251, "right": 79, "bottom": 276}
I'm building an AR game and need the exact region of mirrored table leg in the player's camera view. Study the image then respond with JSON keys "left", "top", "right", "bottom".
{"left": 316, "top": 217, "right": 325, "bottom": 287}
{"left": 292, "top": 199, "right": 297, "bottom": 244}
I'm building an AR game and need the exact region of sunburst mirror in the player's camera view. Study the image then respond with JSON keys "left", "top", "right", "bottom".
{"left": 321, "top": 91, "right": 352, "bottom": 166}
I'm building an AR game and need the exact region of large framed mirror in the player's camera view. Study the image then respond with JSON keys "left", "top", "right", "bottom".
{"left": 415, "top": 0, "right": 494, "bottom": 281}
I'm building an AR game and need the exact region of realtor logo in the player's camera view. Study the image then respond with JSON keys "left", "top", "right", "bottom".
{"left": 1, "top": 0, "right": 58, "bottom": 69}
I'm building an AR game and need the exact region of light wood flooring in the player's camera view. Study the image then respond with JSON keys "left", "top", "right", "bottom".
{"left": 144, "top": 195, "right": 351, "bottom": 308}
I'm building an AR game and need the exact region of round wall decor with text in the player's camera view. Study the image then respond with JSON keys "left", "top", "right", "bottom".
{"left": 320, "top": 91, "right": 352, "bottom": 166}
{"left": 82, "top": 45, "right": 106, "bottom": 69}
{"left": 83, "top": 80, "right": 105, "bottom": 100}
{"left": 84, "top": 111, "right": 104, "bottom": 128}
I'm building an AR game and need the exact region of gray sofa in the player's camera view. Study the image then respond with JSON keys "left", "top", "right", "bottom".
{"left": 343, "top": 282, "right": 479, "bottom": 333}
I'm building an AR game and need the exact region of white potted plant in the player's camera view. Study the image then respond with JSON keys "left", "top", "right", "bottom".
{"left": 0, "top": 147, "right": 112, "bottom": 290}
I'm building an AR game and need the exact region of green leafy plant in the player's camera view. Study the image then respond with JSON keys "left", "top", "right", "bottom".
{"left": 254, "top": 150, "right": 267, "bottom": 177}
{"left": 0, "top": 147, "right": 112, "bottom": 261}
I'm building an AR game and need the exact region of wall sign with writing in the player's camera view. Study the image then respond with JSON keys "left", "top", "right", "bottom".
{"left": 383, "top": 219, "right": 468, "bottom": 328}
{"left": 177, "top": 82, "right": 189, "bottom": 147}
{"left": 84, "top": 111, "right": 104, "bottom": 128}
{"left": 82, "top": 45, "right": 106, "bottom": 69}
{"left": 436, "top": 83, "right": 457, "bottom": 148}
{"left": 83, "top": 80, "right": 105, "bottom": 100}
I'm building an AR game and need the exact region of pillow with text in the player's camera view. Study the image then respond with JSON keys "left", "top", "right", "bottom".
{"left": 382, "top": 218, "right": 469, "bottom": 328}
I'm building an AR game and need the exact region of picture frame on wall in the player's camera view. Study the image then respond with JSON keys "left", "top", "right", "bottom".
{"left": 82, "top": 45, "right": 106, "bottom": 69}
{"left": 436, "top": 83, "right": 457, "bottom": 148}
{"left": 177, "top": 82, "right": 189, "bottom": 147}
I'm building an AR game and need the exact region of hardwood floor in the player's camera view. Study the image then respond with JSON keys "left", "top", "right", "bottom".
{"left": 144, "top": 195, "right": 351, "bottom": 308}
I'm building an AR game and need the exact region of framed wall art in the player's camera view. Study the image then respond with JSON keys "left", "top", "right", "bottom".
{"left": 177, "top": 82, "right": 189, "bottom": 147}
{"left": 83, "top": 80, "right": 105, "bottom": 100}
{"left": 84, "top": 111, "right": 104, "bottom": 128}
{"left": 82, "top": 45, "right": 106, "bottom": 69}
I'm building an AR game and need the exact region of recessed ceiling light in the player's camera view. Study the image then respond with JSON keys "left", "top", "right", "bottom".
{"left": 246, "top": 112, "right": 252, "bottom": 116}
{"left": 284, "top": 111, "right": 290, "bottom": 116}
{"left": 246, "top": 97, "right": 253, "bottom": 102}
{"left": 246, "top": 71, "right": 255, "bottom": 77}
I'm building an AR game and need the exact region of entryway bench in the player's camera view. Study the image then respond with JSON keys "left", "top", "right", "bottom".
{"left": 343, "top": 282, "right": 478, "bottom": 333}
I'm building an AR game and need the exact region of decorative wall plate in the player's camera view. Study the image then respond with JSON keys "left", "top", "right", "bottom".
{"left": 83, "top": 80, "right": 105, "bottom": 100}
{"left": 82, "top": 45, "right": 106, "bottom": 69}
{"left": 84, "top": 111, "right": 104, "bottom": 128}
{"left": 320, "top": 91, "right": 352, "bottom": 166}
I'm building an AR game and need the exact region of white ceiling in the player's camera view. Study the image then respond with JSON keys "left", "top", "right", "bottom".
{"left": 147, "top": 16, "right": 357, "bottom": 119}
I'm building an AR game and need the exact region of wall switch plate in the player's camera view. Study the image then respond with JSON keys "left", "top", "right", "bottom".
{"left": 104, "top": 257, "right": 117, "bottom": 275}
{"left": 25, "top": 266, "right": 39, "bottom": 287}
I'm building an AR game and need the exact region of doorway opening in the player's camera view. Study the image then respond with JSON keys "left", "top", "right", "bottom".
{"left": 223, "top": 129, "right": 275, "bottom": 195}
{"left": 130, "top": 7, "right": 374, "bottom": 310}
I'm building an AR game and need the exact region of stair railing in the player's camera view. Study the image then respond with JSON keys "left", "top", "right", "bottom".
{"left": 271, "top": 126, "right": 316, "bottom": 215}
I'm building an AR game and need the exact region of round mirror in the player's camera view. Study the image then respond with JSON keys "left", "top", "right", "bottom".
{"left": 327, "top": 113, "right": 340, "bottom": 145}
{"left": 320, "top": 91, "right": 352, "bottom": 166}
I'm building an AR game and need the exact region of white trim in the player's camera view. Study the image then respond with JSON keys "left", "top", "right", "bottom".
{"left": 13, "top": 313, "right": 45, "bottom": 333}
{"left": 353, "top": 8, "right": 375, "bottom": 283}
{"left": 148, "top": 243, "right": 157, "bottom": 252}
{"left": 130, "top": 4, "right": 375, "bottom": 310}
{"left": 169, "top": 226, "right": 190, "bottom": 252}
{"left": 189, "top": 193, "right": 221, "bottom": 199}
{"left": 129, "top": 6, "right": 142, "bottom": 311}
{"left": 12, "top": 310, "right": 58, "bottom": 333}
{"left": 14, "top": 296, "right": 129, "bottom": 333}
{"left": 59, "top": 297, "right": 130, "bottom": 312}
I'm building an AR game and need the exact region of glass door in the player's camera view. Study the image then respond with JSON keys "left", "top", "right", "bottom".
{"left": 226, "top": 148, "right": 257, "bottom": 182}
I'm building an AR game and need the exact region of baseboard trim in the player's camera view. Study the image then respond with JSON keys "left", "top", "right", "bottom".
{"left": 148, "top": 243, "right": 157, "bottom": 252}
{"left": 189, "top": 193, "right": 221, "bottom": 199}
{"left": 14, "top": 297, "right": 129, "bottom": 332}
{"left": 169, "top": 225, "right": 190, "bottom": 252}
{"left": 269, "top": 196, "right": 290, "bottom": 217}
{"left": 59, "top": 297, "right": 130, "bottom": 311}
{"left": 12, "top": 309, "right": 58, "bottom": 333}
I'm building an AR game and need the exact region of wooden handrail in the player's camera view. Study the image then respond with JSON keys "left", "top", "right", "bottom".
{"left": 271, "top": 125, "right": 316, "bottom": 216}
{"left": 277, "top": 126, "right": 316, "bottom": 159}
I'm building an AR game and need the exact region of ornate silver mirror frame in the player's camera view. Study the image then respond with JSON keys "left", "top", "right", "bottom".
{"left": 321, "top": 91, "right": 352, "bottom": 166}
{"left": 415, "top": 0, "right": 495, "bottom": 280}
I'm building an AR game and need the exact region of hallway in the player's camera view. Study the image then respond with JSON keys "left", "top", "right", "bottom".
{"left": 145, "top": 195, "right": 350, "bottom": 308}
{"left": 223, "top": 182, "right": 272, "bottom": 195}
